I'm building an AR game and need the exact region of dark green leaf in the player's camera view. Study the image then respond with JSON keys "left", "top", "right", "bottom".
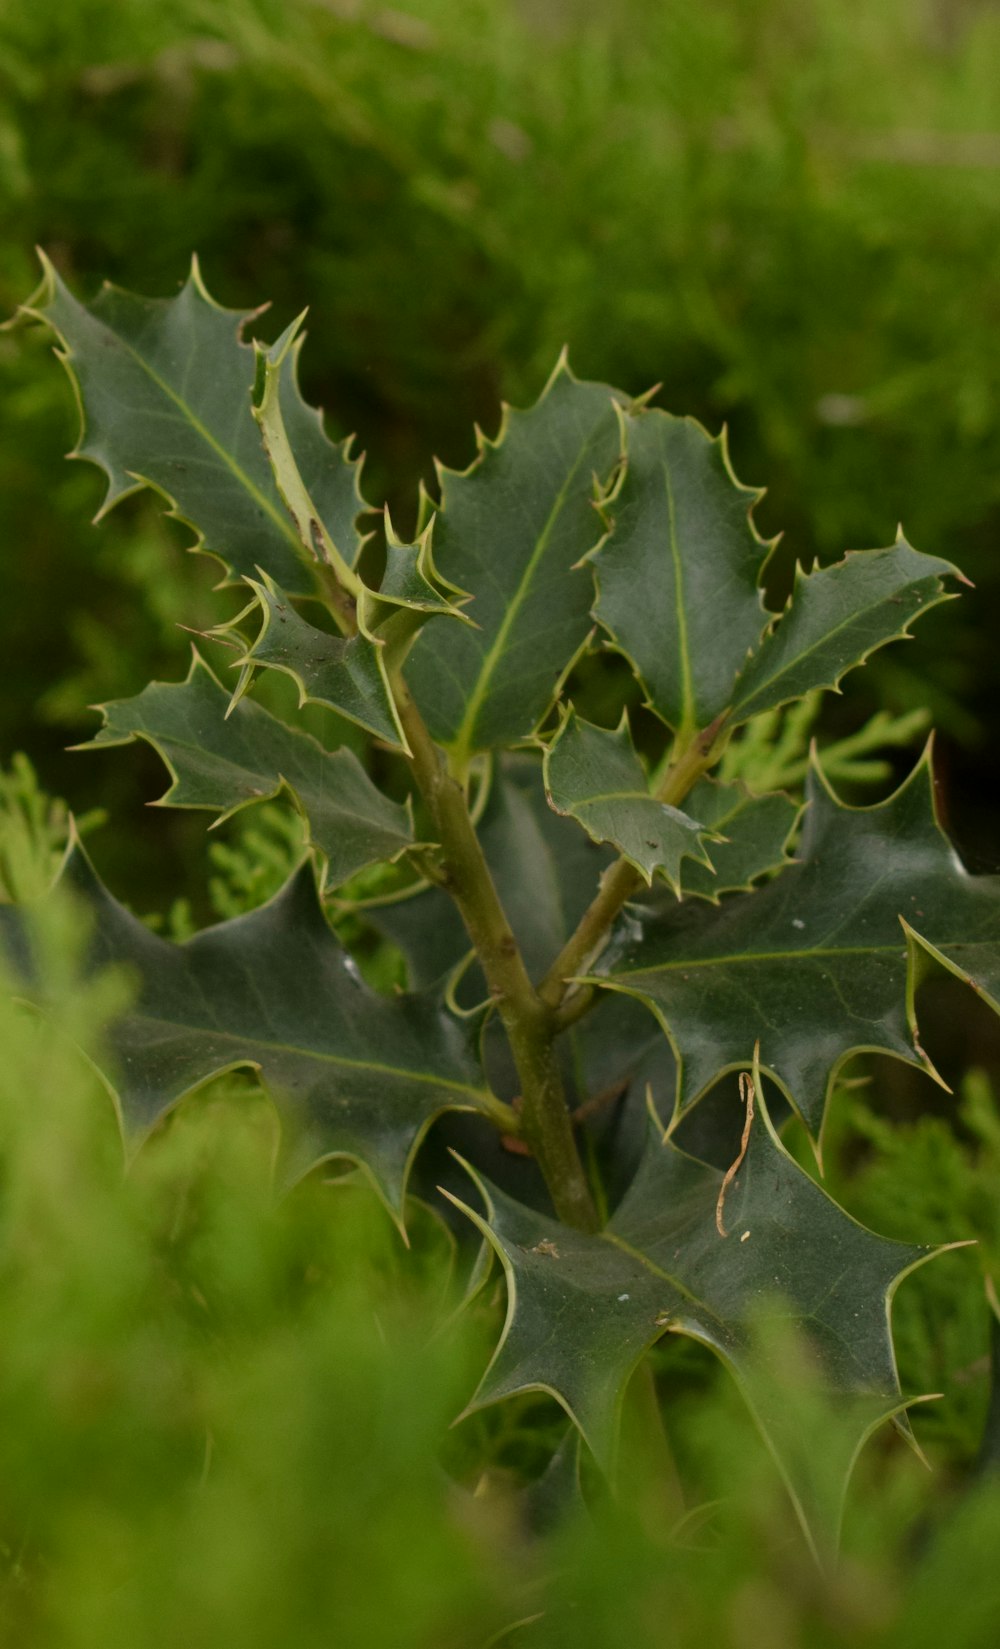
{"left": 82, "top": 652, "right": 415, "bottom": 889}
{"left": 216, "top": 574, "right": 404, "bottom": 747}
{"left": 591, "top": 409, "right": 771, "bottom": 736}
{"left": 675, "top": 778, "right": 798, "bottom": 901}
{"left": 20, "top": 257, "right": 365, "bottom": 593}
{"left": 727, "top": 538, "right": 960, "bottom": 727}
{"left": 404, "top": 357, "right": 625, "bottom": 767}
{"left": 0, "top": 847, "right": 496, "bottom": 1218}
{"left": 543, "top": 711, "right": 713, "bottom": 891}
{"left": 588, "top": 749, "right": 1000, "bottom": 1134}
{"left": 450, "top": 1081, "right": 935, "bottom": 1553}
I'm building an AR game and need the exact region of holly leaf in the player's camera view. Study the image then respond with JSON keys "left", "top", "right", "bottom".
{"left": 404, "top": 356, "right": 625, "bottom": 767}
{"left": 590, "top": 408, "right": 772, "bottom": 736}
{"left": 543, "top": 710, "right": 714, "bottom": 891}
{"left": 673, "top": 778, "right": 798, "bottom": 901}
{"left": 0, "top": 846, "right": 499, "bottom": 1220}
{"left": 81, "top": 652, "right": 416, "bottom": 890}
{"left": 448, "top": 1079, "right": 937, "bottom": 1555}
{"left": 726, "top": 537, "right": 961, "bottom": 727}
{"left": 18, "top": 256, "right": 366, "bottom": 593}
{"left": 214, "top": 573, "right": 405, "bottom": 747}
{"left": 587, "top": 748, "right": 1000, "bottom": 1135}
{"left": 359, "top": 513, "right": 472, "bottom": 641}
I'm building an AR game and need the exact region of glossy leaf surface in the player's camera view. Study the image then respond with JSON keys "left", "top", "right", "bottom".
{"left": 543, "top": 711, "right": 712, "bottom": 890}
{"left": 83, "top": 654, "right": 414, "bottom": 888}
{"left": 0, "top": 848, "right": 493, "bottom": 1217}
{"left": 591, "top": 408, "right": 770, "bottom": 735}
{"left": 727, "top": 539, "right": 959, "bottom": 726}
{"left": 405, "top": 358, "right": 624, "bottom": 764}
{"left": 452, "top": 1085, "right": 932, "bottom": 1551}
{"left": 589, "top": 752, "right": 1000, "bottom": 1133}
{"left": 592, "top": 410, "right": 958, "bottom": 742}
{"left": 21, "top": 257, "right": 365, "bottom": 592}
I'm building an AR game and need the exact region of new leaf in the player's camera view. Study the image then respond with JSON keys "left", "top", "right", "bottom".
{"left": 216, "top": 575, "right": 404, "bottom": 748}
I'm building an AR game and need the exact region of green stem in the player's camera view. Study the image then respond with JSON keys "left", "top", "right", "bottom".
{"left": 538, "top": 715, "right": 726, "bottom": 1012}
{"left": 390, "top": 670, "right": 598, "bottom": 1232}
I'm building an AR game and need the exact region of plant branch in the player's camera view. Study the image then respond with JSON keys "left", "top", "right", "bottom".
{"left": 388, "top": 667, "right": 599, "bottom": 1231}
{"left": 538, "top": 715, "right": 727, "bottom": 1013}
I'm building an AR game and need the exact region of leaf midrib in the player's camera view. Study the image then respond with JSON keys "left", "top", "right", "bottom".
{"left": 730, "top": 562, "right": 944, "bottom": 719}
{"left": 110, "top": 326, "right": 301, "bottom": 552}
{"left": 605, "top": 941, "right": 909, "bottom": 978}
{"left": 121, "top": 1010, "right": 490, "bottom": 1101}
{"left": 450, "top": 438, "right": 593, "bottom": 760}
{"left": 602, "top": 1229, "right": 730, "bottom": 1328}
{"left": 573, "top": 787, "right": 693, "bottom": 810}
{"left": 662, "top": 454, "right": 695, "bottom": 733}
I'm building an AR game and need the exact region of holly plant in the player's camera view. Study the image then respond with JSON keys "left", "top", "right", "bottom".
{"left": 5, "top": 257, "right": 999, "bottom": 1559}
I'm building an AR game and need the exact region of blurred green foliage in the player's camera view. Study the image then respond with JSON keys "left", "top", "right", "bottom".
{"left": 2, "top": 0, "right": 1000, "bottom": 895}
